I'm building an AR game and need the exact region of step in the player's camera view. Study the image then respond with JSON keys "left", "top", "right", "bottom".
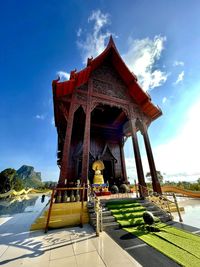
{"left": 91, "top": 215, "right": 116, "bottom": 223}
{"left": 89, "top": 210, "right": 112, "bottom": 218}
{"left": 33, "top": 213, "right": 89, "bottom": 229}
{"left": 145, "top": 205, "right": 161, "bottom": 211}
{"left": 88, "top": 207, "right": 109, "bottom": 214}
{"left": 150, "top": 210, "right": 166, "bottom": 216}
{"left": 139, "top": 202, "right": 155, "bottom": 207}
{"left": 158, "top": 214, "right": 172, "bottom": 222}
{"left": 102, "top": 221, "right": 120, "bottom": 230}
{"left": 44, "top": 208, "right": 88, "bottom": 216}
{"left": 91, "top": 221, "right": 120, "bottom": 230}
{"left": 35, "top": 213, "right": 89, "bottom": 224}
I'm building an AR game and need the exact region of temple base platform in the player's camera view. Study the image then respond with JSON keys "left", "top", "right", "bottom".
{"left": 30, "top": 202, "right": 89, "bottom": 231}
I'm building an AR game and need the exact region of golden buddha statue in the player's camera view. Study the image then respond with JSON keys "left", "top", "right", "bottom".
{"left": 92, "top": 160, "right": 105, "bottom": 184}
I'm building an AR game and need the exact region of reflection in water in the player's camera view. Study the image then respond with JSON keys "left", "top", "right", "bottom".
{"left": 173, "top": 198, "right": 200, "bottom": 229}
{"left": 0, "top": 195, "right": 49, "bottom": 216}
{"left": 41, "top": 194, "right": 45, "bottom": 203}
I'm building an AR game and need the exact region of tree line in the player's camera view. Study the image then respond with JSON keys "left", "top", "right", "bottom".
{"left": 145, "top": 171, "right": 200, "bottom": 191}
{"left": 0, "top": 168, "right": 24, "bottom": 193}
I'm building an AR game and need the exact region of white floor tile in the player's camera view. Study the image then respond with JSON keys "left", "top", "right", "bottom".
{"left": 92, "top": 232, "right": 141, "bottom": 267}
{"left": 0, "top": 244, "right": 8, "bottom": 257}
{"left": 76, "top": 251, "right": 105, "bottom": 267}
{"left": 0, "top": 245, "right": 30, "bottom": 261}
{"left": 0, "top": 258, "right": 23, "bottom": 267}
{"left": 50, "top": 243, "right": 74, "bottom": 260}
{"left": 22, "top": 250, "right": 50, "bottom": 265}
{"left": 49, "top": 256, "right": 77, "bottom": 267}
{"left": 73, "top": 238, "right": 96, "bottom": 255}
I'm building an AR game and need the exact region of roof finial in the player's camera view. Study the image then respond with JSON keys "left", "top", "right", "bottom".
{"left": 87, "top": 56, "right": 93, "bottom": 66}
{"left": 107, "top": 35, "right": 117, "bottom": 49}
{"left": 70, "top": 69, "right": 77, "bottom": 80}
{"left": 52, "top": 76, "right": 60, "bottom": 86}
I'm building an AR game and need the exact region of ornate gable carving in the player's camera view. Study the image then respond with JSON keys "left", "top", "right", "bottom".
{"left": 91, "top": 61, "right": 132, "bottom": 101}
{"left": 76, "top": 83, "right": 88, "bottom": 92}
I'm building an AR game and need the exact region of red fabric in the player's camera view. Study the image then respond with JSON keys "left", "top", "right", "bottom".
{"left": 95, "top": 192, "right": 111, "bottom": 196}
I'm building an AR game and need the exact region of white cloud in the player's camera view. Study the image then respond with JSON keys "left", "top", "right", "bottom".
{"left": 162, "top": 97, "right": 167, "bottom": 104}
{"left": 163, "top": 173, "right": 200, "bottom": 183}
{"left": 77, "top": 10, "right": 112, "bottom": 63}
{"left": 123, "top": 36, "right": 168, "bottom": 91}
{"left": 173, "top": 60, "right": 184, "bottom": 67}
{"left": 57, "top": 71, "right": 70, "bottom": 82}
{"left": 125, "top": 157, "right": 136, "bottom": 176}
{"left": 35, "top": 114, "right": 45, "bottom": 120}
{"left": 77, "top": 11, "right": 167, "bottom": 91}
{"left": 153, "top": 98, "right": 200, "bottom": 180}
{"left": 77, "top": 28, "right": 82, "bottom": 37}
{"left": 174, "top": 71, "right": 184, "bottom": 85}
{"left": 124, "top": 99, "right": 200, "bottom": 182}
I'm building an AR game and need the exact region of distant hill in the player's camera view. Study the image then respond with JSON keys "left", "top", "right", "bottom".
{"left": 17, "top": 165, "right": 44, "bottom": 188}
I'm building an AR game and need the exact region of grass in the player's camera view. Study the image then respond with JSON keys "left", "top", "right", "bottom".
{"left": 106, "top": 199, "right": 200, "bottom": 267}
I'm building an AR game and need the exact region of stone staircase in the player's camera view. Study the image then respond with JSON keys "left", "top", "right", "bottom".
{"left": 87, "top": 201, "right": 120, "bottom": 230}
{"left": 138, "top": 199, "right": 173, "bottom": 222}
{"left": 88, "top": 198, "right": 173, "bottom": 231}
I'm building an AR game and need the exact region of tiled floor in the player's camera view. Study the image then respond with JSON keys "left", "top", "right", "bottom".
{"left": 0, "top": 194, "right": 141, "bottom": 266}
{"left": 0, "top": 224, "right": 141, "bottom": 267}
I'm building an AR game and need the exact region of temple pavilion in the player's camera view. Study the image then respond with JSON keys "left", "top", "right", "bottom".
{"left": 52, "top": 36, "right": 162, "bottom": 197}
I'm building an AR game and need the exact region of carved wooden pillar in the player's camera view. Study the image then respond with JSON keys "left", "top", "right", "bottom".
{"left": 81, "top": 80, "right": 92, "bottom": 184}
{"left": 120, "top": 139, "right": 128, "bottom": 183}
{"left": 138, "top": 121, "right": 162, "bottom": 194}
{"left": 59, "top": 99, "right": 76, "bottom": 186}
{"left": 130, "top": 118, "right": 147, "bottom": 197}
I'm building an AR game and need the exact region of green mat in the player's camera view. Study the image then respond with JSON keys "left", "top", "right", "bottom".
{"left": 106, "top": 199, "right": 146, "bottom": 227}
{"left": 106, "top": 199, "right": 200, "bottom": 266}
{"left": 125, "top": 224, "right": 200, "bottom": 267}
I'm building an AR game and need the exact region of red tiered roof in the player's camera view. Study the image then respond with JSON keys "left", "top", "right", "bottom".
{"left": 53, "top": 36, "right": 162, "bottom": 120}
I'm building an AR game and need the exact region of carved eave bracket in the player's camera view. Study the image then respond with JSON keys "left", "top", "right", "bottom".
{"left": 136, "top": 119, "right": 148, "bottom": 135}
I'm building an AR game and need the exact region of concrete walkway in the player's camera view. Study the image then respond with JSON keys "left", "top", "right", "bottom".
{"left": 2, "top": 194, "right": 199, "bottom": 267}
{"left": 0, "top": 223, "right": 141, "bottom": 267}
{"left": 0, "top": 194, "right": 140, "bottom": 266}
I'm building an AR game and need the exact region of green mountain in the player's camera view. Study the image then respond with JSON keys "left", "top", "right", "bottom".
{"left": 17, "top": 165, "right": 44, "bottom": 188}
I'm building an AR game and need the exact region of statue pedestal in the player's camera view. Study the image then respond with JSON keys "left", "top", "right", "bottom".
{"left": 91, "top": 184, "right": 111, "bottom": 196}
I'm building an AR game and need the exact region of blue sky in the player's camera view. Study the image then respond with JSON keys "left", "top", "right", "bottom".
{"left": 1, "top": 0, "right": 200, "bottom": 182}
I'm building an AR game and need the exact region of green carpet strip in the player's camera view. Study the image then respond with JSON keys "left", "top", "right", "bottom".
{"left": 106, "top": 199, "right": 200, "bottom": 267}
{"left": 106, "top": 200, "right": 146, "bottom": 227}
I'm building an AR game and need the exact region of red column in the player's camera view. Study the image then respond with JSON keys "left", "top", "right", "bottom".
{"left": 59, "top": 102, "right": 75, "bottom": 185}
{"left": 139, "top": 121, "right": 162, "bottom": 194}
{"left": 120, "top": 140, "right": 128, "bottom": 183}
{"left": 81, "top": 80, "right": 92, "bottom": 184}
{"left": 130, "top": 119, "right": 147, "bottom": 197}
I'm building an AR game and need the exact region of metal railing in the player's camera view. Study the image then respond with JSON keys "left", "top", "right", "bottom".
{"left": 172, "top": 192, "right": 183, "bottom": 222}
{"left": 94, "top": 196, "right": 103, "bottom": 236}
{"left": 138, "top": 184, "right": 183, "bottom": 222}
